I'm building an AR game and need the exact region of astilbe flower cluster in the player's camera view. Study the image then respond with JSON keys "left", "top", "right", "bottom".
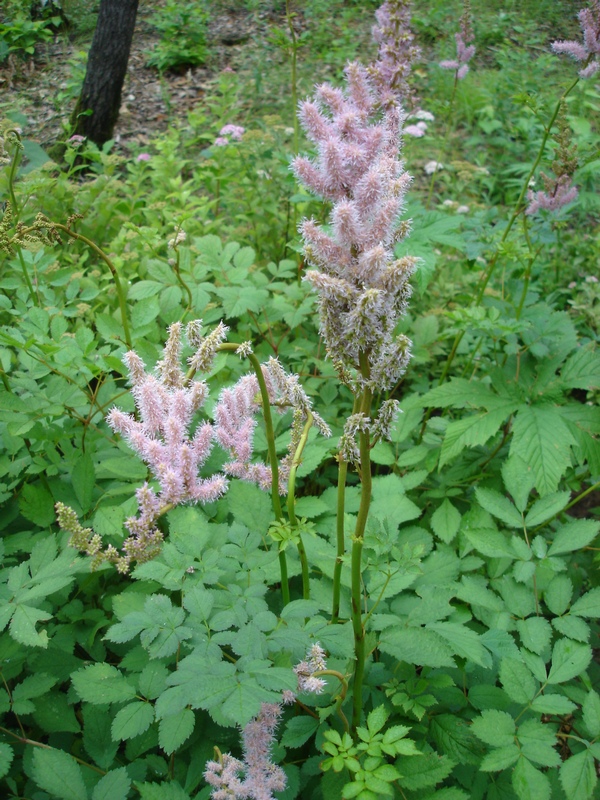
{"left": 214, "top": 357, "right": 330, "bottom": 494}
{"left": 526, "top": 105, "right": 579, "bottom": 216}
{"left": 552, "top": 1, "right": 600, "bottom": 79}
{"left": 370, "top": 0, "right": 421, "bottom": 108}
{"left": 204, "top": 645, "right": 328, "bottom": 800}
{"left": 439, "top": 0, "right": 476, "bottom": 80}
{"left": 293, "top": 62, "right": 417, "bottom": 393}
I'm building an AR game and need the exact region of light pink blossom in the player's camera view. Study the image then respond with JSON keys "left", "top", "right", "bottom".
{"left": 552, "top": 2, "right": 600, "bottom": 78}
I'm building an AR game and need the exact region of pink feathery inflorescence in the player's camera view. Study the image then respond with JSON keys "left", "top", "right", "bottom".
{"left": 293, "top": 62, "right": 416, "bottom": 391}
{"left": 103, "top": 322, "right": 229, "bottom": 571}
{"left": 204, "top": 645, "right": 329, "bottom": 798}
{"left": 370, "top": 0, "right": 421, "bottom": 107}
{"left": 526, "top": 174, "right": 579, "bottom": 215}
{"left": 204, "top": 704, "right": 287, "bottom": 800}
{"left": 213, "top": 359, "right": 330, "bottom": 494}
{"left": 551, "top": 1, "right": 600, "bottom": 78}
{"left": 439, "top": 2, "right": 476, "bottom": 80}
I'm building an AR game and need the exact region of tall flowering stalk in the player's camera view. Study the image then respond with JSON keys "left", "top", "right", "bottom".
{"left": 370, "top": 0, "right": 421, "bottom": 108}
{"left": 439, "top": 0, "right": 476, "bottom": 80}
{"left": 293, "top": 62, "right": 415, "bottom": 729}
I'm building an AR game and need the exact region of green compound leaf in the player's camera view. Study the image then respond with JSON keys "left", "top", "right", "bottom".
{"left": 281, "top": 716, "right": 320, "bottom": 749}
{"left": 547, "top": 639, "right": 593, "bottom": 685}
{"left": 560, "top": 342, "right": 600, "bottom": 390}
{"left": 92, "top": 767, "right": 131, "bottom": 800}
{"left": 524, "top": 490, "right": 570, "bottom": 527}
{"left": 158, "top": 708, "right": 195, "bottom": 755}
{"left": 559, "top": 750, "right": 598, "bottom": 800}
{"left": 111, "top": 701, "right": 155, "bottom": 741}
{"left": 510, "top": 405, "right": 576, "bottom": 496}
{"left": 475, "top": 487, "right": 522, "bottom": 528}
{"left": 512, "top": 756, "right": 551, "bottom": 800}
{"left": 431, "top": 499, "right": 461, "bottom": 543}
{"left": 9, "top": 604, "right": 51, "bottom": 648}
{"left": 379, "top": 626, "right": 456, "bottom": 669}
{"left": 439, "top": 407, "right": 512, "bottom": 468}
{"left": 426, "top": 622, "right": 492, "bottom": 668}
{"left": 18, "top": 482, "right": 55, "bottom": 527}
{"left": 548, "top": 519, "right": 600, "bottom": 556}
{"left": 72, "top": 452, "right": 95, "bottom": 514}
{"left": 471, "top": 710, "right": 515, "bottom": 747}
{"left": 499, "top": 657, "right": 536, "bottom": 704}
{"left": 517, "top": 719, "right": 560, "bottom": 767}
{"left": 72, "top": 663, "right": 136, "bottom": 705}
{"left": 31, "top": 747, "right": 87, "bottom": 800}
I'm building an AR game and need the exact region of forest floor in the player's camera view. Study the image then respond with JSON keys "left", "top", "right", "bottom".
{"left": 0, "top": 2, "right": 309, "bottom": 155}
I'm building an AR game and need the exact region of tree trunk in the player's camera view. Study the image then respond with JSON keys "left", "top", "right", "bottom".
{"left": 70, "top": 0, "right": 139, "bottom": 147}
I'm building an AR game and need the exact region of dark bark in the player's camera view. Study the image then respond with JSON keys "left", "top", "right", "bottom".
{"left": 70, "top": 0, "right": 139, "bottom": 147}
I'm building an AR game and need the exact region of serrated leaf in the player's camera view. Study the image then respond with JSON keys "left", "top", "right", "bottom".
{"left": 72, "top": 452, "right": 95, "bottom": 513}
{"left": 499, "top": 658, "right": 536, "bottom": 704}
{"left": 502, "top": 455, "right": 535, "bottom": 513}
{"left": 524, "top": 491, "right": 570, "bottom": 527}
{"left": 560, "top": 750, "right": 597, "bottom": 800}
{"left": 137, "top": 781, "right": 190, "bottom": 800}
{"left": 560, "top": 343, "right": 600, "bottom": 390}
{"left": 9, "top": 604, "right": 50, "bottom": 647}
{"left": 111, "top": 701, "right": 154, "bottom": 741}
{"left": 582, "top": 690, "right": 600, "bottom": 738}
{"left": 510, "top": 406, "right": 576, "bottom": 496}
{"left": 31, "top": 747, "right": 87, "bottom": 800}
{"left": 379, "top": 626, "right": 456, "bottom": 669}
{"left": 530, "top": 694, "right": 577, "bottom": 715}
{"left": 512, "top": 756, "right": 551, "bottom": 800}
{"left": 0, "top": 742, "right": 13, "bottom": 779}
{"left": 480, "top": 744, "right": 520, "bottom": 772}
{"left": 18, "top": 482, "right": 55, "bottom": 527}
{"left": 475, "top": 487, "right": 522, "bottom": 528}
{"left": 544, "top": 575, "right": 573, "bottom": 616}
{"left": 552, "top": 615, "right": 590, "bottom": 642}
{"left": 471, "top": 710, "right": 515, "bottom": 746}
{"left": 463, "top": 527, "right": 514, "bottom": 558}
{"left": 516, "top": 617, "right": 552, "bottom": 656}
{"left": 430, "top": 714, "right": 483, "bottom": 765}
{"left": 281, "top": 716, "right": 320, "bottom": 749}
{"left": 396, "top": 751, "right": 454, "bottom": 790}
{"left": 547, "top": 639, "right": 592, "bottom": 684}
{"left": 421, "top": 377, "right": 501, "bottom": 410}
{"left": 570, "top": 587, "right": 600, "bottom": 618}
{"left": 517, "top": 719, "right": 560, "bottom": 767}
{"left": 548, "top": 519, "right": 599, "bottom": 556}
{"left": 439, "top": 407, "right": 512, "bottom": 467}
{"left": 431, "top": 499, "right": 461, "bottom": 543}
{"left": 83, "top": 705, "right": 119, "bottom": 769}
{"left": 468, "top": 685, "right": 511, "bottom": 711}
{"left": 427, "top": 622, "right": 492, "bottom": 668}
{"left": 158, "top": 708, "right": 195, "bottom": 754}
{"left": 92, "top": 767, "right": 131, "bottom": 800}
{"left": 72, "top": 663, "right": 136, "bottom": 705}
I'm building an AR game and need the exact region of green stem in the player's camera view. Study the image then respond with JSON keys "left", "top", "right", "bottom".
{"left": 53, "top": 224, "right": 132, "bottom": 350}
{"left": 287, "top": 414, "right": 314, "bottom": 600}
{"left": 246, "top": 351, "right": 290, "bottom": 606}
{"left": 331, "top": 456, "right": 348, "bottom": 623}
{"left": 314, "top": 669, "right": 349, "bottom": 732}
{"left": 351, "top": 352, "right": 373, "bottom": 733}
{"left": 7, "top": 129, "right": 23, "bottom": 223}
{"left": 16, "top": 246, "right": 39, "bottom": 306}
{"left": 286, "top": 0, "right": 299, "bottom": 157}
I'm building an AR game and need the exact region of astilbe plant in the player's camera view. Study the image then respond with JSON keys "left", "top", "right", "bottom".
{"left": 57, "top": 320, "right": 329, "bottom": 574}
{"left": 439, "top": 0, "right": 476, "bottom": 80}
{"left": 369, "top": 0, "right": 421, "bottom": 108}
{"left": 552, "top": 0, "right": 600, "bottom": 78}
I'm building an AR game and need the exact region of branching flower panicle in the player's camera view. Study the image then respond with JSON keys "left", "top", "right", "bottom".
{"left": 370, "top": 0, "right": 421, "bottom": 108}
{"left": 526, "top": 104, "right": 579, "bottom": 215}
{"left": 552, "top": 1, "right": 600, "bottom": 78}
{"left": 439, "top": 0, "right": 476, "bottom": 80}
{"left": 293, "top": 62, "right": 417, "bottom": 391}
